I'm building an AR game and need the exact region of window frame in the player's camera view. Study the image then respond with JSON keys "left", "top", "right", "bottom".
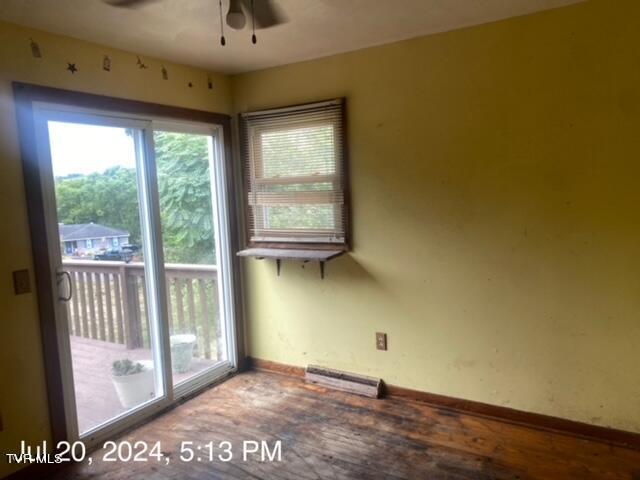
{"left": 13, "top": 81, "right": 245, "bottom": 446}
{"left": 239, "top": 98, "right": 350, "bottom": 251}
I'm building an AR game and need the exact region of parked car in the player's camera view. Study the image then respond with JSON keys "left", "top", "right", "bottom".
{"left": 121, "top": 244, "right": 140, "bottom": 253}
{"left": 94, "top": 249, "right": 133, "bottom": 262}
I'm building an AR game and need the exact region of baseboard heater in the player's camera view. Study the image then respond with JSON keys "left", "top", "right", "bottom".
{"left": 305, "top": 365, "right": 382, "bottom": 398}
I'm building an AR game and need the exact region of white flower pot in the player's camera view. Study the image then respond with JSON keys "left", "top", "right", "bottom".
{"left": 112, "top": 360, "right": 155, "bottom": 409}
{"left": 170, "top": 334, "right": 197, "bottom": 373}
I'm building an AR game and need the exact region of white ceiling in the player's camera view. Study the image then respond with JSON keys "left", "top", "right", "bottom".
{"left": 0, "top": 0, "right": 582, "bottom": 74}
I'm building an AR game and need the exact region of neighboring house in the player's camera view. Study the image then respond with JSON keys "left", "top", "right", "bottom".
{"left": 59, "top": 223, "right": 130, "bottom": 256}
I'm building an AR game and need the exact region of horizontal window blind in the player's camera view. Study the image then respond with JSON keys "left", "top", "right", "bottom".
{"left": 241, "top": 99, "right": 347, "bottom": 244}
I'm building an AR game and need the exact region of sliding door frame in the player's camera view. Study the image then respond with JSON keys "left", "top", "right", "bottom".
{"left": 32, "top": 107, "right": 173, "bottom": 444}
{"left": 13, "top": 82, "right": 245, "bottom": 445}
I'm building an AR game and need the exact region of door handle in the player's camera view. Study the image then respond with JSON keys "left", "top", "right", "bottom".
{"left": 56, "top": 270, "right": 73, "bottom": 302}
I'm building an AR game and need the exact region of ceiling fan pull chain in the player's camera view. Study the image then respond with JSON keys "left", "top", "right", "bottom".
{"left": 219, "top": 0, "right": 226, "bottom": 46}
{"left": 251, "top": 0, "right": 257, "bottom": 44}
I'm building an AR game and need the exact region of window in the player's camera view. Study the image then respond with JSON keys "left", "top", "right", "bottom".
{"left": 241, "top": 99, "right": 348, "bottom": 246}
{"left": 85, "top": 239, "right": 93, "bottom": 249}
{"left": 112, "top": 237, "right": 119, "bottom": 247}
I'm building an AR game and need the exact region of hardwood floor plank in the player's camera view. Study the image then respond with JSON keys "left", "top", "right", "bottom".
{"left": 49, "top": 371, "right": 640, "bottom": 480}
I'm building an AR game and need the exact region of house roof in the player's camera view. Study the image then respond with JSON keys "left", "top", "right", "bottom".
{"left": 59, "top": 223, "right": 129, "bottom": 242}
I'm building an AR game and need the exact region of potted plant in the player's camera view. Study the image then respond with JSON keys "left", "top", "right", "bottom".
{"left": 170, "top": 334, "right": 197, "bottom": 373}
{"left": 111, "top": 359, "right": 155, "bottom": 409}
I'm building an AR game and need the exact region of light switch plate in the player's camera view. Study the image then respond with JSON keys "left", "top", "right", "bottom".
{"left": 376, "top": 332, "right": 387, "bottom": 351}
{"left": 13, "top": 269, "right": 31, "bottom": 295}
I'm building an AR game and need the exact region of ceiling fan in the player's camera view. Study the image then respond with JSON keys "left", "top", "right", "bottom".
{"left": 103, "top": 0, "right": 287, "bottom": 45}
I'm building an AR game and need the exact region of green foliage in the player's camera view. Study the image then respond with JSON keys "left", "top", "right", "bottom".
{"left": 112, "top": 359, "right": 145, "bottom": 376}
{"left": 56, "top": 166, "right": 141, "bottom": 244}
{"left": 155, "top": 131, "right": 216, "bottom": 264}
{"left": 54, "top": 132, "right": 216, "bottom": 264}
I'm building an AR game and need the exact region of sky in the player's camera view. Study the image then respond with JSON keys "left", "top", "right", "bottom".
{"left": 48, "top": 121, "right": 137, "bottom": 177}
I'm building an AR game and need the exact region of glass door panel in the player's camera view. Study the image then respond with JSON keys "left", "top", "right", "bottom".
{"left": 47, "top": 119, "right": 164, "bottom": 435}
{"left": 32, "top": 103, "right": 236, "bottom": 446}
{"left": 153, "top": 129, "right": 228, "bottom": 388}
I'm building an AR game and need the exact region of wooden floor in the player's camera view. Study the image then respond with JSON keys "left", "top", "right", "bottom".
{"left": 51, "top": 370, "right": 640, "bottom": 480}
{"left": 71, "top": 336, "right": 217, "bottom": 433}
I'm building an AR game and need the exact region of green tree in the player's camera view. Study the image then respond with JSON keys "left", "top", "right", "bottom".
{"left": 54, "top": 132, "right": 216, "bottom": 264}
{"left": 55, "top": 166, "right": 141, "bottom": 244}
{"left": 155, "top": 131, "right": 216, "bottom": 264}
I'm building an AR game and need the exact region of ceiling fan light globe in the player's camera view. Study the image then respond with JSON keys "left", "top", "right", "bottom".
{"left": 226, "top": 11, "right": 246, "bottom": 30}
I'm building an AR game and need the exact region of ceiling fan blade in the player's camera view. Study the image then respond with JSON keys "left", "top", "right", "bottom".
{"left": 102, "top": 0, "right": 157, "bottom": 8}
{"left": 241, "top": 0, "right": 288, "bottom": 29}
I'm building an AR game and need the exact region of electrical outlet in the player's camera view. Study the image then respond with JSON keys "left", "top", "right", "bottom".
{"left": 376, "top": 332, "right": 387, "bottom": 351}
{"left": 13, "top": 269, "right": 31, "bottom": 295}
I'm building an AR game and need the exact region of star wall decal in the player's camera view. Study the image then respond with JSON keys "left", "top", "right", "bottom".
{"left": 136, "top": 56, "right": 148, "bottom": 69}
{"left": 67, "top": 62, "right": 77, "bottom": 74}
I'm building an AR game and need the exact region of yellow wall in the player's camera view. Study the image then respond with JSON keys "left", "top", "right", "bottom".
{"left": 0, "top": 21, "right": 231, "bottom": 477}
{"left": 3, "top": 1, "right": 640, "bottom": 477}
{"left": 233, "top": 0, "right": 640, "bottom": 434}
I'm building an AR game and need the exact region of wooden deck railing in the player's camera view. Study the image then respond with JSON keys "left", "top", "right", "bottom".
{"left": 62, "top": 260, "right": 222, "bottom": 360}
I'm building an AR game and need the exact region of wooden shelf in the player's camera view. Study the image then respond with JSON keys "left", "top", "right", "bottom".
{"left": 237, "top": 248, "right": 346, "bottom": 279}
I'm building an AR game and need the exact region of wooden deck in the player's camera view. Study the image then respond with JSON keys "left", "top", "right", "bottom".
{"left": 53, "top": 370, "right": 640, "bottom": 480}
{"left": 71, "top": 336, "right": 218, "bottom": 433}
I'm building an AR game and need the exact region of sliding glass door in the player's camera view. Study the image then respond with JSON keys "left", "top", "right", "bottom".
{"left": 153, "top": 124, "right": 235, "bottom": 392}
{"left": 34, "top": 105, "right": 236, "bottom": 443}
{"left": 45, "top": 115, "right": 167, "bottom": 436}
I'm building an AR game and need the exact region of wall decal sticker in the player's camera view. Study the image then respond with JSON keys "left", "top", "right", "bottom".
{"left": 161, "top": 65, "right": 168, "bottom": 80}
{"left": 30, "top": 38, "right": 42, "bottom": 58}
{"left": 136, "top": 56, "right": 148, "bottom": 69}
{"left": 103, "top": 55, "right": 111, "bottom": 72}
{"left": 188, "top": 82, "right": 193, "bottom": 88}
{"left": 67, "top": 62, "right": 78, "bottom": 74}
{"left": 208, "top": 76, "right": 213, "bottom": 90}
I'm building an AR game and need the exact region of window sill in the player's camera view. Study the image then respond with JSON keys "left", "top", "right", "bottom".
{"left": 237, "top": 248, "right": 346, "bottom": 279}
